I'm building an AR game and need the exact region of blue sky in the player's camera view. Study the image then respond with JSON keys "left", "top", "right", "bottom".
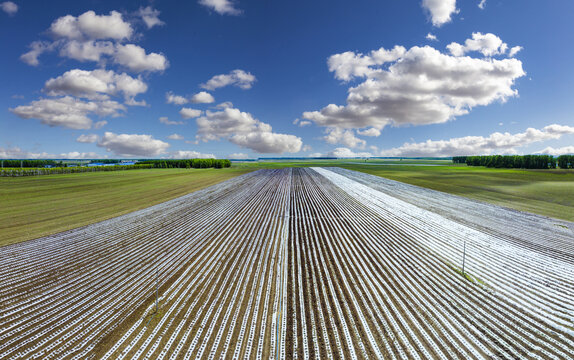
{"left": 1, "top": 0, "right": 573, "bottom": 159}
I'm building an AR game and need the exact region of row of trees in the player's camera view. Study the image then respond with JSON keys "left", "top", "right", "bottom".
{"left": 0, "top": 160, "right": 65, "bottom": 168}
{"left": 452, "top": 155, "right": 572, "bottom": 169}
{"left": 138, "top": 159, "right": 232, "bottom": 169}
{"left": 0, "top": 164, "right": 154, "bottom": 177}
{"left": 557, "top": 155, "right": 574, "bottom": 169}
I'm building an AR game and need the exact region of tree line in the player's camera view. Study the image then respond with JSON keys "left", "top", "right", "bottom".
{"left": 1, "top": 159, "right": 65, "bottom": 168}
{"left": 452, "top": 155, "right": 574, "bottom": 169}
{"left": 138, "top": 159, "right": 232, "bottom": 169}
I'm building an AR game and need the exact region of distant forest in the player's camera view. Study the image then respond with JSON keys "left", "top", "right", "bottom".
{"left": 453, "top": 155, "right": 574, "bottom": 169}
{"left": 138, "top": 159, "right": 231, "bottom": 169}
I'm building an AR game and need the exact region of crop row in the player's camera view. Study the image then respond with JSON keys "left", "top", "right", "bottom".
{"left": 1, "top": 168, "right": 573, "bottom": 359}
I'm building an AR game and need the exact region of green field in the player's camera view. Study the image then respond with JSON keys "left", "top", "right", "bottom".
{"left": 0, "top": 168, "right": 253, "bottom": 247}
{"left": 2, "top": 160, "right": 573, "bottom": 247}
{"left": 336, "top": 163, "right": 574, "bottom": 222}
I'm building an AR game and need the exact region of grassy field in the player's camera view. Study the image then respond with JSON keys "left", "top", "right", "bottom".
{"left": 0, "top": 167, "right": 254, "bottom": 247}
{"left": 2, "top": 159, "right": 573, "bottom": 247}
{"left": 336, "top": 163, "right": 574, "bottom": 222}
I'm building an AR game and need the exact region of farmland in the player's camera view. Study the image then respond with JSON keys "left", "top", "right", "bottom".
{"left": 1, "top": 168, "right": 573, "bottom": 359}
{"left": 0, "top": 167, "right": 254, "bottom": 247}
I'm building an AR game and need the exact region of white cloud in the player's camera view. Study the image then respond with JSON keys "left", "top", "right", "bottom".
{"left": 327, "top": 45, "right": 406, "bottom": 81}
{"left": 44, "top": 69, "right": 147, "bottom": 103}
{"left": 11, "top": 96, "right": 125, "bottom": 129}
{"left": 1, "top": 1, "right": 18, "bottom": 16}
{"left": 97, "top": 132, "right": 169, "bottom": 157}
{"left": 230, "top": 132, "right": 303, "bottom": 154}
{"left": 302, "top": 145, "right": 313, "bottom": 152}
{"left": 478, "top": 0, "right": 486, "bottom": 10}
{"left": 357, "top": 127, "right": 381, "bottom": 137}
{"left": 198, "top": 0, "right": 242, "bottom": 15}
{"left": 216, "top": 101, "right": 234, "bottom": 109}
{"left": 190, "top": 91, "right": 215, "bottom": 104}
{"left": 323, "top": 128, "right": 366, "bottom": 148}
{"left": 303, "top": 38, "right": 525, "bottom": 134}
{"left": 447, "top": 32, "right": 510, "bottom": 57}
{"left": 166, "top": 150, "right": 216, "bottom": 159}
{"left": 536, "top": 146, "right": 574, "bottom": 156}
{"left": 166, "top": 92, "right": 189, "bottom": 105}
{"left": 76, "top": 134, "right": 99, "bottom": 143}
{"left": 21, "top": 10, "right": 168, "bottom": 71}
{"left": 179, "top": 107, "right": 202, "bottom": 119}
{"left": 293, "top": 118, "right": 312, "bottom": 127}
{"left": 20, "top": 41, "right": 55, "bottom": 66}
{"left": 94, "top": 120, "right": 107, "bottom": 129}
{"left": 113, "top": 44, "right": 168, "bottom": 72}
{"left": 58, "top": 40, "right": 115, "bottom": 62}
{"left": 378, "top": 124, "right": 574, "bottom": 157}
{"left": 201, "top": 69, "right": 256, "bottom": 90}
{"left": 0, "top": 146, "right": 101, "bottom": 159}
{"left": 195, "top": 107, "right": 302, "bottom": 153}
{"left": 228, "top": 152, "right": 249, "bottom": 159}
{"left": 167, "top": 133, "right": 184, "bottom": 140}
{"left": 426, "top": 33, "right": 438, "bottom": 41}
{"left": 327, "top": 147, "right": 372, "bottom": 158}
{"left": 49, "top": 11, "right": 133, "bottom": 41}
{"left": 422, "top": 0, "right": 458, "bottom": 27}
{"left": 508, "top": 46, "right": 523, "bottom": 58}
{"left": 137, "top": 6, "right": 165, "bottom": 29}
{"left": 159, "top": 116, "right": 185, "bottom": 125}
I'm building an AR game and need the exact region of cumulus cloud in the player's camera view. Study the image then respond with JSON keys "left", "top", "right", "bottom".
{"left": 378, "top": 124, "right": 574, "bottom": 157}
{"left": 327, "top": 147, "right": 373, "bottom": 158}
{"left": 201, "top": 69, "right": 256, "bottom": 90}
{"left": 21, "top": 10, "right": 168, "bottom": 72}
{"left": 191, "top": 91, "right": 215, "bottom": 104}
{"left": 195, "top": 107, "right": 302, "bottom": 153}
{"left": 166, "top": 92, "right": 189, "bottom": 105}
{"left": 11, "top": 96, "right": 125, "bottom": 129}
{"left": 166, "top": 150, "right": 216, "bottom": 159}
{"left": 327, "top": 45, "right": 406, "bottom": 81}
{"left": 44, "top": 69, "right": 147, "bottom": 103}
{"left": 228, "top": 152, "right": 249, "bottom": 159}
{"left": 159, "top": 116, "right": 184, "bottom": 125}
{"left": 357, "top": 127, "right": 381, "bottom": 137}
{"left": 97, "top": 132, "right": 169, "bottom": 157}
{"left": 0, "top": 146, "right": 101, "bottom": 159}
{"left": 478, "top": 0, "right": 486, "bottom": 10}
{"left": 447, "top": 32, "right": 509, "bottom": 57}
{"left": 536, "top": 146, "right": 574, "bottom": 156}
{"left": 58, "top": 40, "right": 115, "bottom": 62}
{"left": 216, "top": 101, "right": 234, "bottom": 109}
{"left": 1, "top": 1, "right": 18, "bottom": 16}
{"left": 167, "top": 133, "right": 184, "bottom": 140}
{"left": 198, "top": 0, "right": 242, "bottom": 15}
{"left": 94, "top": 120, "right": 107, "bottom": 129}
{"left": 76, "top": 134, "right": 99, "bottom": 143}
{"left": 422, "top": 0, "right": 458, "bottom": 27}
{"left": 508, "top": 46, "right": 523, "bottom": 58}
{"left": 426, "top": 33, "right": 438, "bottom": 41}
{"left": 113, "top": 44, "right": 168, "bottom": 72}
{"left": 20, "top": 41, "right": 56, "bottom": 66}
{"left": 137, "top": 6, "right": 164, "bottom": 29}
{"left": 303, "top": 37, "right": 525, "bottom": 136}
{"left": 49, "top": 11, "right": 133, "bottom": 41}
{"left": 323, "top": 128, "right": 366, "bottom": 148}
{"left": 179, "top": 107, "right": 202, "bottom": 119}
